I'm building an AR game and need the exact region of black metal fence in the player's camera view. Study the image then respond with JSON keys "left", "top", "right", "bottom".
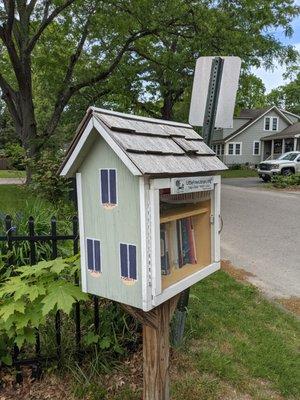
{"left": 0, "top": 215, "right": 99, "bottom": 379}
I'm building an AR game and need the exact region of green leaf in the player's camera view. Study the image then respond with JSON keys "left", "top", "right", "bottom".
{"left": 28, "top": 285, "right": 46, "bottom": 302}
{"left": 84, "top": 332, "right": 99, "bottom": 345}
{"left": 100, "top": 337, "right": 111, "bottom": 350}
{"left": 1, "top": 354, "right": 12, "bottom": 366}
{"left": 50, "top": 258, "right": 68, "bottom": 275}
{"left": 42, "top": 281, "right": 88, "bottom": 315}
{"left": 0, "top": 300, "right": 25, "bottom": 322}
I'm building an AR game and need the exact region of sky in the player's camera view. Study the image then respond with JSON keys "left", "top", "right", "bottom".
{"left": 252, "top": 0, "right": 300, "bottom": 93}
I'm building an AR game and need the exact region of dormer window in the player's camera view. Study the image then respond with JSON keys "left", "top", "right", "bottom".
{"left": 264, "top": 117, "right": 278, "bottom": 131}
{"left": 100, "top": 169, "right": 117, "bottom": 208}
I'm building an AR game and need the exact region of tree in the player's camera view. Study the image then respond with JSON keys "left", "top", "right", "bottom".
{"left": 104, "top": 0, "right": 299, "bottom": 121}
{"left": 235, "top": 74, "right": 267, "bottom": 113}
{"left": 267, "top": 71, "right": 300, "bottom": 115}
{"left": 0, "top": 0, "right": 185, "bottom": 180}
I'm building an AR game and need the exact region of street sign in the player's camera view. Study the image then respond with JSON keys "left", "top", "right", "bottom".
{"left": 189, "top": 56, "right": 241, "bottom": 129}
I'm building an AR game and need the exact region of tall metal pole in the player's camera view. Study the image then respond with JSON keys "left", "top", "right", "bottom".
{"left": 172, "top": 57, "right": 224, "bottom": 347}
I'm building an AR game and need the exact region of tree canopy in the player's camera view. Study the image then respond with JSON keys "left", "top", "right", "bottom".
{"left": 0, "top": 0, "right": 299, "bottom": 178}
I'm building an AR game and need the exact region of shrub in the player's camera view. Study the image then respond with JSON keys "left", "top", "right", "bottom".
{"left": 271, "top": 173, "right": 300, "bottom": 188}
{"left": 30, "top": 150, "right": 71, "bottom": 203}
{"left": 229, "top": 164, "right": 242, "bottom": 170}
{"left": 4, "top": 143, "right": 26, "bottom": 170}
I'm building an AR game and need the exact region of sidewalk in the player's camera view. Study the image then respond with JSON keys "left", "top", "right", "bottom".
{"left": 0, "top": 178, "right": 26, "bottom": 185}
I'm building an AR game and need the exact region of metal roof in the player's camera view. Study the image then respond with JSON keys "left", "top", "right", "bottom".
{"left": 60, "top": 107, "right": 227, "bottom": 177}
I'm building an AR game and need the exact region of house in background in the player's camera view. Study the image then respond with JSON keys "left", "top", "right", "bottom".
{"left": 211, "top": 106, "right": 300, "bottom": 166}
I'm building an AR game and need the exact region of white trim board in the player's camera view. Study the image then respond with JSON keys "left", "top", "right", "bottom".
{"left": 154, "top": 262, "right": 220, "bottom": 307}
{"left": 76, "top": 173, "right": 88, "bottom": 292}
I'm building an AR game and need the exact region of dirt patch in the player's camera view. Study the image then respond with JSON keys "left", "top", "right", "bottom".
{"left": 221, "top": 260, "right": 255, "bottom": 282}
{"left": 276, "top": 297, "right": 300, "bottom": 316}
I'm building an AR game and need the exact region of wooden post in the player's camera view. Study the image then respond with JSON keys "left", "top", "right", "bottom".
{"left": 122, "top": 295, "right": 180, "bottom": 400}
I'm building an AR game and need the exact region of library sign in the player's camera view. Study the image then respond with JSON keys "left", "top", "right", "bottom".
{"left": 170, "top": 176, "right": 214, "bottom": 195}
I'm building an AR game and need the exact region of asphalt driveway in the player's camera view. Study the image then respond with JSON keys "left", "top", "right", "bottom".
{"left": 221, "top": 183, "right": 300, "bottom": 298}
{"left": 222, "top": 176, "right": 264, "bottom": 188}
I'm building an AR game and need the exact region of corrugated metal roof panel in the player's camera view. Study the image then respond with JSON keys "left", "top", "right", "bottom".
{"left": 126, "top": 153, "right": 226, "bottom": 175}
{"left": 110, "top": 132, "right": 185, "bottom": 154}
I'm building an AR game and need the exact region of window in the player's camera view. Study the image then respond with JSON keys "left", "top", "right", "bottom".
{"left": 264, "top": 117, "right": 278, "bottom": 131}
{"left": 221, "top": 144, "right": 225, "bottom": 155}
{"left": 87, "top": 238, "right": 101, "bottom": 274}
{"left": 228, "top": 143, "right": 234, "bottom": 155}
{"left": 100, "top": 169, "right": 117, "bottom": 207}
{"left": 120, "top": 243, "right": 137, "bottom": 282}
{"left": 253, "top": 141, "right": 260, "bottom": 155}
{"left": 227, "top": 142, "right": 242, "bottom": 155}
{"left": 264, "top": 117, "right": 270, "bottom": 130}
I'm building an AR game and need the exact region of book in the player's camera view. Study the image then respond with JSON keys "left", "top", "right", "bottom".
{"left": 160, "top": 225, "right": 170, "bottom": 275}
{"left": 188, "top": 217, "right": 197, "bottom": 264}
{"left": 181, "top": 218, "right": 190, "bottom": 265}
{"left": 176, "top": 220, "right": 184, "bottom": 268}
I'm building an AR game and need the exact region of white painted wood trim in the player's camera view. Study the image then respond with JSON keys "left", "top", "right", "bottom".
{"left": 90, "top": 106, "right": 191, "bottom": 128}
{"left": 213, "top": 176, "right": 221, "bottom": 263}
{"left": 150, "top": 178, "right": 171, "bottom": 190}
{"left": 149, "top": 186, "right": 162, "bottom": 300}
{"left": 154, "top": 262, "right": 220, "bottom": 306}
{"left": 252, "top": 141, "right": 261, "bottom": 156}
{"left": 139, "top": 177, "right": 152, "bottom": 311}
{"left": 61, "top": 120, "right": 93, "bottom": 177}
{"left": 93, "top": 117, "right": 142, "bottom": 176}
{"left": 76, "top": 173, "right": 88, "bottom": 292}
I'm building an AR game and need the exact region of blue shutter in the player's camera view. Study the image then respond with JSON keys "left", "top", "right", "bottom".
{"left": 109, "top": 169, "right": 117, "bottom": 205}
{"left": 87, "top": 239, "right": 94, "bottom": 270}
{"left": 94, "top": 240, "right": 101, "bottom": 272}
{"left": 100, "top": 169, "right": 109, "bottom": 204}
{"left": 120, "top": 243, "right": 128, "bottom": 278}
{"left": 128, "top": 245, "right": 137, "bottom": 280}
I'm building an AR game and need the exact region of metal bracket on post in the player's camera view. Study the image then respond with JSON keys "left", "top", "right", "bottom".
{"left": 202, "top": 57, "right": 224, "bottom": 146}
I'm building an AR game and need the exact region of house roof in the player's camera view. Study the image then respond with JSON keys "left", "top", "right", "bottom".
{"left": 261, "top": 122, "right": 300, "bottom": 141}
{"left": 212, "top": 106, "right": 293, "bottom": 144}
{"left": 60, "top": 107, "right": 227, "bottom": 177}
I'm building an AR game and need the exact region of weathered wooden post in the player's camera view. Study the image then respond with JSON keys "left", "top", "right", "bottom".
{"left": 59, "top": 59, "right": 240, "bottom": 396}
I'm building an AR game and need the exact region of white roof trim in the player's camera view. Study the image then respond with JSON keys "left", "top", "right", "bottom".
{"left": 280, "top": 109, "right": 300, "bottom": 120}
{"left": 60, "top": 116, "right": 142, "bottom": 177}
{"left": 90, "top": 106, "right": 192, "bottom": 128}
{"left": 224, "top": 106, "right": 292, "bottom": 143}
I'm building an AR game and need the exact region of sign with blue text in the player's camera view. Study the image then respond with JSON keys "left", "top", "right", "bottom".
{"left": 170, "top": 176, "right": 214, "bottom": 195}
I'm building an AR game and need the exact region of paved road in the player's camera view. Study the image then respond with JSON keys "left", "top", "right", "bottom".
{"left": 221, "top": 183, "right": 300, "bottom": 298}
{"left": 222, "top": 177, "right": 264, "bottom": 188}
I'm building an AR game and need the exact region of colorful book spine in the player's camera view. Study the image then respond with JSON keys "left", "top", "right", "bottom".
{"left": 160, "top": 225, "right": 170, "bottom": 275}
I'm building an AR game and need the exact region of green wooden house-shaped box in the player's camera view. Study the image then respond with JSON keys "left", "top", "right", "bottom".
{"left": 60, "top": 108, "right": 227, "bottom": 311}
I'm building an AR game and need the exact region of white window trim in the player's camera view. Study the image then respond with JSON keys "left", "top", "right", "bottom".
{"left": 253, "top": 141, "right": 261, "bottom": 156}
{"left": 227, "top": 142, "right": 242, "bottom": 156}
{"left": 264, "top": 116, "right": 279, "bottom": 131}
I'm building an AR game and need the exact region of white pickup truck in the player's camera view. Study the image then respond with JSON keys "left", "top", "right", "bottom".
{"left": 258, "top": 151, "right": 300, "bottom": 182}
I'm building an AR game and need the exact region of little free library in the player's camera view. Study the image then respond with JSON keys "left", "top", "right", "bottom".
{"left": 59, "top": 106, "right": 227, "bottom": 399}
{"left": 60, "top": 107, "right": 226, "bottom": 311}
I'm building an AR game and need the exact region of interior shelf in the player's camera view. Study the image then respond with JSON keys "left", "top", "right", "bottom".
{"left": 160, "top": 203, "right": 209, "bottom": 224}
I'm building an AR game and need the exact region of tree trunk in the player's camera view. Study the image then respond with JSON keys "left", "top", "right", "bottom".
{"left": 161, "top": 93, "right": 174, "bottom": 120}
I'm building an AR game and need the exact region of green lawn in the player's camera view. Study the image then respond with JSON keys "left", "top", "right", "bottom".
{"left": 68, "top": 271, "right": 299, "bottom": 400}
{"left": 0, "top": 184, "right": 49, "bottom": 215}
{"left": 221, "top": 169, "right": 258, "bottom": 178}
{"left": 0, "top": 169, "right": 26, "bottom": 179}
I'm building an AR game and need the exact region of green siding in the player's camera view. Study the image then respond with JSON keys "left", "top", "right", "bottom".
{"left": 79, "top": 133, "right": 142, "bottom": 308}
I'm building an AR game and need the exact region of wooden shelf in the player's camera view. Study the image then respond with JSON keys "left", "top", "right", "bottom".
{"left": 160, "top": 203, "right": 208, "bottom": 224}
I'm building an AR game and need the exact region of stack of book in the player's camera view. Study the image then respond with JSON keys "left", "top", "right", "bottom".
{"left": 160, "top": 217, "right": 197, "bottom": 275}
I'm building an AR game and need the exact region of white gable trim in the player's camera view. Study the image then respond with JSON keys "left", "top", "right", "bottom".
{"left": 224, "top": 106, "right": 292, "bottom": 143}
{"left": 60, "top": 116, "right": 142, "bottom": 177}
{"left": 281, "top": 109, "right": 300, "bottom": 120}
{"left": 60, "top": 119, "right": 94, "bottom": 177}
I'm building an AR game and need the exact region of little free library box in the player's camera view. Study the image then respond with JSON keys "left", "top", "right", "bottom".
{"left": 60, "top": 107, "right": 227, "bottom": 311}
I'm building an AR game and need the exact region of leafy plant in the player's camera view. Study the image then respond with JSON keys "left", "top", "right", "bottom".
{"left": 270, "top": 173, "right": 300, "bottom": 188}
{"left": 30, "top": 150, "right": 71, "bottom": 203}
{"left": 0, "top": 256, "right": 88, "bottom": 365}
{"left": 4, "top": 143, "right": 26, "bottom": 170}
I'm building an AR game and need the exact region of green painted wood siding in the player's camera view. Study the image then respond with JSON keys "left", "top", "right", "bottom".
{"left": 79, "top": 133, "right": 142, "bottom": 308}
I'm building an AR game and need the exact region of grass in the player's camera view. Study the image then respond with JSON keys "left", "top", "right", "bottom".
{"left": 0, "top": 169, "right": 26, "bottom": 179}
{"left": 0, "top": 185, "right": 43, "bottom": 215}
{"left": 221, "top": 169, "right": 258, "bottom": 178}
{"left": 32, "top": 271, "right": 298, "bottom": 400}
